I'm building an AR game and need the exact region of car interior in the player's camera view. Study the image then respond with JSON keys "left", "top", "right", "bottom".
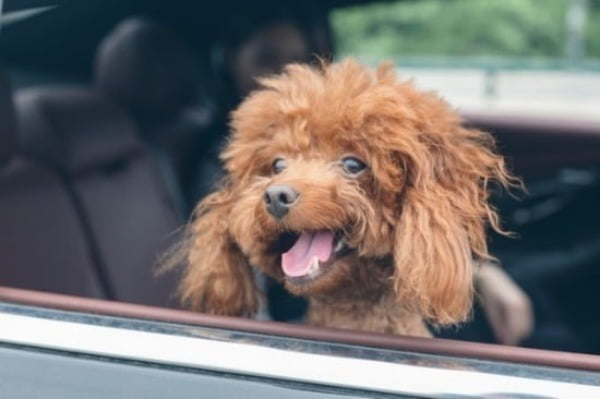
{"left": 1, "top": 0, "right": 599, "bottom": 358}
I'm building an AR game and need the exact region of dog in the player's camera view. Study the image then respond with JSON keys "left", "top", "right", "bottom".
{"left": 173, "top": 60, "right": 513, "bottom": 336}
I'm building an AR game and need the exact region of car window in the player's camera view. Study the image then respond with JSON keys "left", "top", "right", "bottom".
{"left": 0, "top": 0, "right": 599, "bottom": 379}
{"left": 331, "top": 0, "right": 600, "bottom": 121}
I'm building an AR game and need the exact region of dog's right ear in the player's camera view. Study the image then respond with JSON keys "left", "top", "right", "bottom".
{"left": 177, "top": 186, "right": 259, "bottom": 317}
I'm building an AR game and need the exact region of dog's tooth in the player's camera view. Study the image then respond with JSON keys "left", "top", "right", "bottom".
{"left": 310, "top": 257, "right": 320, "bottom": 274}
{"left": 335, "top": 237, "right": 345, "bottom": 253}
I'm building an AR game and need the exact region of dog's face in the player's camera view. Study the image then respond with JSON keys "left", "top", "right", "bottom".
{"left": 179, "top": 60, "right": 513, "bottom": 325}
{"left": 225, "top": 106, "right": 402, "bottom": 297}
{"left": 228, "top": 139, "right": 395, "bottom": 296}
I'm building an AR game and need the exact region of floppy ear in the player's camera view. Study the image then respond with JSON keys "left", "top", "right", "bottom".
{"left": 178, "top": 186, "right": 260, "bottom": 316}
{"left": 392, "top": 126, "right": 514, "bottom": 326}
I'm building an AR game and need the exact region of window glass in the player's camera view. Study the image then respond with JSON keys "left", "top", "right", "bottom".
{"left": 331, "top": 0, "right": 600, "bottom": 120}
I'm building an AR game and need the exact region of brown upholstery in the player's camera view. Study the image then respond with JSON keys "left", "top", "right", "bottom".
{"left": 0, "top": 69, "right": 105, "bottom": 297}
{"left": 0, "top": 161, "right": 107, "bottom": 297}
{"left": 17, "top": 88, "right": 142, "bottom": 171}
{"left": 94, "top": 17, "right": 200, "bottom": 125}
{"left": 466, "top": 112, "right": 600, "bottom": 179}
{"left": 16, "top": 87, "right": 183, "bottom": 307}
{"left": 0, "top": 69, "right": 16, "bottom": 168}
{"left": 95, "top": 18, "right": 215, "bottom": 212}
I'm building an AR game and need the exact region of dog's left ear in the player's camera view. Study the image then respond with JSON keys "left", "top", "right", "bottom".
{"left": 392, "top": 125, "right": 514, "bottom": 326}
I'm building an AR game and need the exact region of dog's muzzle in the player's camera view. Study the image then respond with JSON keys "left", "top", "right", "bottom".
{"left": 264, "top": 184, "right": 299, "bottom": 219}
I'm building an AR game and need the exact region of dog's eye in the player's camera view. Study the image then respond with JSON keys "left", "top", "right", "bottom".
{"left": 272, "top": 158, "right": 287, "bottom": 175}
{"left": 341, "top": 156, "right": 367, "bottom": 176}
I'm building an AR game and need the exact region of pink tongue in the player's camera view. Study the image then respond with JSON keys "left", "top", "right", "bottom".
{"left": 281, "top": 231, "right": 335, "bottom": 277}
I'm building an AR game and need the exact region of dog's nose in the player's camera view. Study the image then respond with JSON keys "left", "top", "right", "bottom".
{"left": 264, "top": 184, "right": 299, "bottom": 219}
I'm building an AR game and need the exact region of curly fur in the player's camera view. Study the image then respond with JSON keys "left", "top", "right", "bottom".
{"left": 172, "top": 60, "right": 515, "bottom": 336}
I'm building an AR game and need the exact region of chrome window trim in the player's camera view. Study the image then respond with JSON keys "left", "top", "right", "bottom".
{"left": 0, "top": 307, "right": 598, "bottom": 399}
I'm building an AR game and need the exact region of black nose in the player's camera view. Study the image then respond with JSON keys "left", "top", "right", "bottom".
{"left": 264, "top": 184, "right": 299, "bottom": 219}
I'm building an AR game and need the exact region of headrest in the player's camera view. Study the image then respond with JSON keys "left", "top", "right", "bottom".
{"left": 0, "top": 67, "right": 17, "bottom": 168}
{"left": 94, "top": 18, "right": 199, "bottom": 121}
{"left": 15, "top": 87, "right": 142, "bottom": 172}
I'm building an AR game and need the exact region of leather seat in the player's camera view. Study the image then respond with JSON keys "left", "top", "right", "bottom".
{"left": 15, "top": 87, "right": 182, "bottom": 307}
{"left": 95, "top": 18, "right": 215, "bottom": 213}
{"left": 0, "top": 67, "right": 106, "bottom": 297}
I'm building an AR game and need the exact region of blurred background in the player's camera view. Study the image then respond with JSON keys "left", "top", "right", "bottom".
{"left": 334, "top": 0, "right": 600, "bottom": 121}
{"left": 0, "top": 0, "right": 599, "bottom": 354}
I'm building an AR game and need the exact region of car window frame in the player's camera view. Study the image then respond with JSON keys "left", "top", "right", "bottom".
{"left": 1, "top": 291, "right": 599, "bottom": 398}
{"left": 1, "top": 286, "right": 598, "bottom": 373}
{"left": 2, "top": 300, "right": 600, "bottom": 398}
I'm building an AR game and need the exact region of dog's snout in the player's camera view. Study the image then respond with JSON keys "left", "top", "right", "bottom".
{"left": 264, "top": 184, "right": 299, "bottom": 219}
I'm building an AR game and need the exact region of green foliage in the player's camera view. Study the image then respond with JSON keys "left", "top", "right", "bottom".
{"left": 331, "top": 0, "right": 598, "bottom": 59}
{"left": 587, "top": 6, "right": 600, "bottom": 56}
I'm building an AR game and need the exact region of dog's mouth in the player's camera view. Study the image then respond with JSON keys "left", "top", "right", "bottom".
{"left": 272, "top": 230, "right": 351, "bottom": 284}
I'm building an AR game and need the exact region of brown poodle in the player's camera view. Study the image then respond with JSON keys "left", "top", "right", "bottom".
{"left": 174, "top": 60, "right": 514, "bottom": 336}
